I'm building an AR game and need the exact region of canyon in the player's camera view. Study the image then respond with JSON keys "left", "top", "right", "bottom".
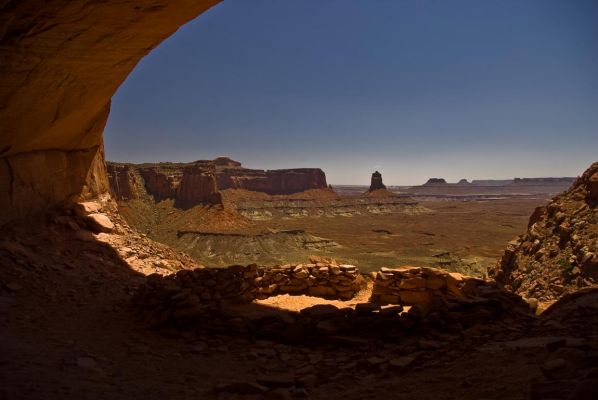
{"left": 106, "top": 164, "right": 432, "bottom": 267}
{"left": 1, "top": 2, "right": 597, "bottom": 400}
{"left": 1, "top": 167, "right": 597, "bottom": 399}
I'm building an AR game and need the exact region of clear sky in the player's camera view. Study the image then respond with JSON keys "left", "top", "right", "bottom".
{"left": 105, "top": 0, "right": 598, "bottom": 185}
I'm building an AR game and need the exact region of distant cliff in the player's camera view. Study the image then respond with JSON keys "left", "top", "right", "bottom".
{"left": 107, "top": 161, "right": 222, "bottom": 209}
{"left": 511, "top": 177, "right": 575, "bottom": 185}
{"left": 107, "top": 157, "right": 328, "bottom": 207}
{"left": 416, "top": 177, "right": 576, "bottom": 187}
{"left": 214, "top": 157, "right": 328, "bottom": 195}
{"left": 423, "top": 178, "right": 448, "bottom": 185}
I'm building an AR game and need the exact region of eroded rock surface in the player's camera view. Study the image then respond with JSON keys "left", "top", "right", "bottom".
{"left": 0, "top": 0, "right": 222, "bottom": 224}
{"left": 107, "top": 157, "right": 328, "bottom": 208}
{"left": 214, "top": 157, "right": 328, "bottom": 195}
{"left": 368, "top": 171, "right": 386, "bottom": 191}
{"left": 491, "top": 162, "right": 598, "bottom": 301}
{"left": 107, "top": 161, "right": 222, "bottom": 207}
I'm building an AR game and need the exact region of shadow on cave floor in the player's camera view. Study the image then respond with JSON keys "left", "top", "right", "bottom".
{"left": 0, "top": 210, "right": 597, "bottom": 400}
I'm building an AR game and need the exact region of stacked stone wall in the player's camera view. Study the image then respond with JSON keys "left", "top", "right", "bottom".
{"left": 371, "top": 266, "right": 486, "bottom": 305}
{"left": 134, "top": 262, "right": 366, "bottom": 326}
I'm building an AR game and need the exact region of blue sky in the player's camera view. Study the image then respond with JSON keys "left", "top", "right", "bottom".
{"left": 105, "top": 0, "right": 598, "bottom": 185}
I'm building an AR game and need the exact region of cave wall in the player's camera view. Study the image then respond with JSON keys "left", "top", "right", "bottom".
{"left": 0, "top": 0, "right": 221, "bottom": 225}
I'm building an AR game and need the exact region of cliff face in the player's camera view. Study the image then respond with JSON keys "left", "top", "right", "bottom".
{"left": 107, "top": 161, "right": 222, "bottom": 209}
{"left": 107, "top": 157, "right": 326, "bottom": 207}
{"left": 176, "top": 163, "right": 222, "bottom": 209}
{"left": 491, "top": 162, "right": 598, "bottom": 301}
{"left": 107, "top": 164, "right": 137, "bottom": 200}
{"left": 260, "top": 168, "right": 328, "bottom": 195}
{"left": 214, "top": 157, "right": 328, "bottom": 195}
{"left": 138, "top": 168, "right": 178, "bottom": 202}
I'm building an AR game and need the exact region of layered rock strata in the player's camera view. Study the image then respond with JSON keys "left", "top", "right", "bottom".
{"left": 107, "top": 161, "right": 222, "bottom": 208}
{"left": 176, "top": 163, "right": 222, "bottom": 208}
{"left": 107, "top": 158, "right": 328, "bottom": 207}
{"left": 107, "top": 164, "right": 140, "bottom": 201}
{"left": 492, "top": 162, "right": 598, "bottom": 301}
{"left": 215, "top": 157, "right": 328, "bottom": 195}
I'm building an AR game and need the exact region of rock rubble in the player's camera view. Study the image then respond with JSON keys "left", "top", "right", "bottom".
{"left": 492, "top": 162, "right": 598, "bottom": 301}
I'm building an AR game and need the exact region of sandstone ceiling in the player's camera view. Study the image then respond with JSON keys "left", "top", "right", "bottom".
{"left": 0, "top": 0, "right": 221, "bottom": 224}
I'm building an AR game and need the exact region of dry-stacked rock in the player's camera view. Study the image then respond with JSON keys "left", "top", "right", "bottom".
{"left": 491, "top": 162, "right": 598, "bottom": 301}
{"left": 134, "top": 262, "right": 366, "bottom": 326}
{"left": 371, "top": 266, "right": 487, "bottom": 305}
{"left": 134, "top": 264, "right": 532, "bottom": 341}
{"left": 255, "top": 263, "right": 364, "bottom": 300}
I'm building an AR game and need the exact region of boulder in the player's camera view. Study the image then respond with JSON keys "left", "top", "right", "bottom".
{"left": 85, "top": 213, "right": 114, "bottom": 233}
{"left": 73, "top": 201, "right": 102, "bottom": 216}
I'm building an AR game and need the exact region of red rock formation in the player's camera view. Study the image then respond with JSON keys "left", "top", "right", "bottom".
{"left": 107, "top": 164, "right": 137, "bottom": 200}
{"left": 215, "top": 159, "right": 328, "bottom": 195}
{"left": 107, "top": 161, "right": 222, "bottom": 209}
{"left": 368, "top": 171, "right": 386, "bottom": 191}
{"left": 107, "top": 158, "right": 328, "bottom": 205}
{"left": 176, "top": 163, "right": 222, "bottom": 209}
{"left": 262, "top": 169, "right": 328, "bottom": 195}
{"left": 213, "top": 156, "right": 242, "bottom": 169}
{"left": 0, "top": 1, "right": 221, "bottom": 225}
{"left": 138, "top": 168, "right": 178, "bottom": 202}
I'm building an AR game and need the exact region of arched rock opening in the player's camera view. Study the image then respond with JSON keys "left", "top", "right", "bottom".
{"left": 0, "top": 0, "right": 221, "bottom": 225}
